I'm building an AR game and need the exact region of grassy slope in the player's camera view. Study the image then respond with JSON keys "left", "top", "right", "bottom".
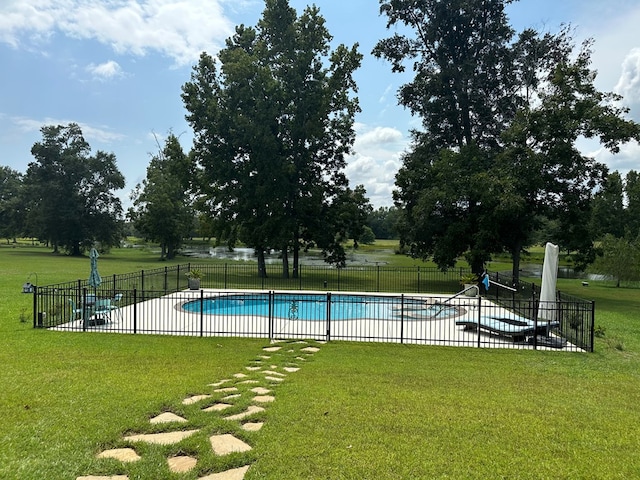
{"left": 1, "top": 242, "right": 639, "bottom": 479}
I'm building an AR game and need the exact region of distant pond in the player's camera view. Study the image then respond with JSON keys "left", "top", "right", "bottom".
{"left": 182, "top": 246, "right": 390, "bottom": 266}
{"left": 511, "top": 264, "right": 611, "bottom": 281}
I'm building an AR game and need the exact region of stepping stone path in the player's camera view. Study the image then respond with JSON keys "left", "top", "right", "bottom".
{"left": 78, "top": 340, "right": 322, "bottom": 479}
{"left": 168, "top": 455, "right": 198, "bottom": 473}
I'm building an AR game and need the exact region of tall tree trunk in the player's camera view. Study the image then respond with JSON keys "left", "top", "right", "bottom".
{"left": 511, "top": 243, "right": 522, "bottom": 286}
{"left": 257, "top": 248, "right": 267, "bottom": 278}
{"left": 282, "top": 246, "right": 289, "bottom": 278}
{"left": 292, "top": 231, "right": 300, "bottom": 279}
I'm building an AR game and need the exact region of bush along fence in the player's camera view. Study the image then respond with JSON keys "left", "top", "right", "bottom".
{"left": 31, "top": 264, "right": 595, "bottom": 352}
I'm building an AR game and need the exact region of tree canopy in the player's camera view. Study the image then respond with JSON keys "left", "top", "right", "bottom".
{"left": 0, "top": 166, "right": 25, "bottom": 242}
{"left": 25, "top": 123, "right": 125, "bottom": 255}
{"left": 128, "top": 133, "right": 193, "bottom": 260}
{"left": 182, "top": 0, "right": 366, "bottom": 277}
{"left": 375, "top": 0, "right": 640, "bottom": 279}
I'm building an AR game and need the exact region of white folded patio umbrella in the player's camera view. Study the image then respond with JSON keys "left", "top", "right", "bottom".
{"left": 537, "top": 242, "right": 559, "bottom": 322}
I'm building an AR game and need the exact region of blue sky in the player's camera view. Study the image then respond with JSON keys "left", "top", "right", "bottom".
{"left": 1, "top": 0, "right": 639, "bottom": 208}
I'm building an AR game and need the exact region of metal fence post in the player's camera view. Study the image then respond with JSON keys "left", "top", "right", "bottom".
{"left": 200, "top": 288, "right": 204, "bottom": 337}
{"left": 400, "top": 294, "right": 405, "bottom": 344}
{"left": 590, "top": 301, "right": 595, "bottom": 353}
{"left": 32, "top": 286, "right": 38, "bottom": 328}
{"left": 326, "top": 292, "right": 331, "bottom": 342}
{"left": 133, "top": 288, "right": 137, "bottom": 334}
{"left": 140, "top": 270, "right": 145, "bottom": 304}
{"left": 476, "top": 295, "right": 482, "bottom": 348}
{"left": 268, "top": 290, "right": 273, "bottom": 341}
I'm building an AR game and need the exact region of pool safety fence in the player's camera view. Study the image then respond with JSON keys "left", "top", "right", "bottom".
{"left": 34, "top": 287, "right": 593, "bottom": 352}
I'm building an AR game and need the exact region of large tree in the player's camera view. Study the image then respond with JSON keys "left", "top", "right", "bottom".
{"left": 590, "top": 171, "right": 625, "bottom": 240}
{"left": 182, "top": 0, "right": 363, "bottom": 277}
{"left": 626, "top": 170, "right": 640, "bottom": 239}
{"left": 591, "top": 233, "right": 640, "bottom": 287}
{"left": 128, "top": 134, "right": 193, "bottom": 260}
{"left": 0, "top": 166, "right": 25, "bottom": 242}
{"left": 25, "top": 124, "right": 125, "bottom": 255}
{"left": 375, "top": 1, "right": 640, "bottom": 279}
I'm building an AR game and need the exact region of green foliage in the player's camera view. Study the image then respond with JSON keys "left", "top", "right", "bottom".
{"left": 590, "top": 171, "right": 625, "bottom": 238}
{"left": 375, "top": 2, "right": 640, "bottom": 280}
{"left": 185, "top": 268, "right": 203, "bottom": 279}
{"left": 367, "top": 205, "right": 400, "bottom": 239}
{"left": 128, "top": 133, "right": 193, "bottom": 260}
{"left": 591, "top": 234, "right": 640, "bottom": 287}
{"left": 625, "top": 170, "right": 640, "bottom": 238}
{"left": 0, "top": 166, "right": 25, "bottom": 241}
{"left": 24, "top": 123, "right": 125, "bottom": 255}
{"left": 459, "top": 272, "right": 479, "bottom": 285}
{"left": 182, "top": 0, "right": 364, "bottom": 276}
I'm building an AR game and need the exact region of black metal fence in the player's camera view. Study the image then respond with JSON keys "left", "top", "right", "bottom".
{"left": 32, "top": 264, "right": 595, "bottom": 352}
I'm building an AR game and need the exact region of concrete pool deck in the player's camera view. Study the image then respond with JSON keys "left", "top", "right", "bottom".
{"left": 54, "top": 289, "right": 580, "bottom": 352}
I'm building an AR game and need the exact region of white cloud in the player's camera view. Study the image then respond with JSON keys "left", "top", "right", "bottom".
{"left": 12, "top": 116, "right": 125, "bottom": 144}
{"left": 0, "top": 0, "right": 235, "bottom": 66}
{"left": 355, "top": 126, "right": 404, "bottom": 148}
{"left": 346, "top": 125, "right": 407, "bottom": 207}
{"left": 615, "top": 48, "right": 640, "bottom": 107}
{"left": 592, "top": 141, "right": 640, "bottom": 178}
{"left": 86, "top": 60, "right": 124, "bottom": 80}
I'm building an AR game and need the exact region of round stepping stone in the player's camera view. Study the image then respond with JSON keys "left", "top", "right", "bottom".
{"left": 214, "top": 387, "right": 238, "bottom": 393}
{"left": 252, "top": 395, "right": 275, "bottom": 403}
{"left": 77, "top": 476, "right": 129, "bottom": 480}
{"left": 209, "top": 434, "right": 252, "bottom": 455}
{"left": 222, "top": 394, "right": 242, "bottom": 400}
{"left": 245, "top": 366, "right": 261, "bottom": 371}
{"left": 301, "top": 346, "right": 320, "bottom": 353}
{"left": 263, "top": 370, "right": 285, "bottom": 376}
{"left": 224, "top": 405, "right": 264, "bottom": 421}
{"left": 183, "top": 394, "right": 211, "bottom": 405}
{"left": 168, "top": 455, "right": 197, "bottom": 473}
{"left": 283, "top": 367, "right": 300, "bottom": 373}
{"left": 258, "top": 355, "right": 270, "bottom": 359}
{"left": 124, "top": 429, "right": 199, "bottom": 445}
{"left": 241, "top": 422, "right": 264, "bottom": 432}
{"left": 150, "top": 412, "right": 187, "bottom": 424}
{"left": 203, "top": 403, "right": 233, "bottom": 412}
{"left": 251, "top": 387, "right": 271, "bottom": 395}
{"left": 262, "top": 346, "right": 281, "bottom": 352}
{"left": 198, "top": 465, "right": 250, "bottom": 480}
{"left": 209, "top": 379, "right": 231, "bottom": 387}
{"left": 238, "top": 380, "right": 259, "bottom": 384}
{"left": 233, "top": 373, "right": 248, "bottom": 378}
{"left": 265, "top": 376, "right": 284, "bottom": 382}
{"left": 96, "top": 448, "right": 140, "bottom": 463}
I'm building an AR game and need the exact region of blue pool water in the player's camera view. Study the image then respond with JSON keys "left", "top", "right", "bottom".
{"left": 181, "top": 294, "right": 460, "bottom": 321}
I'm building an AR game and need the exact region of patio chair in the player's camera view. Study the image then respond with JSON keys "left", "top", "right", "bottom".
{"left": 91, "top": 299, "right": 112, "bottom": 325}
{"left": 107, "top": 293, "right": 123, "bottom": 321}
{"left": 68, "top": 298, "right": 84, "bottom": 323}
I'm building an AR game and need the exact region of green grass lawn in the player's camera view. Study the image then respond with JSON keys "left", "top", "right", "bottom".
{"left": 1, "top": 242, "right": 639, "bottom": 479}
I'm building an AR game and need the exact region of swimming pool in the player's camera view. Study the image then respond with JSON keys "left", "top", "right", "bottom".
{"left": 181, "top": 293, "right": 464, "bottom": 321}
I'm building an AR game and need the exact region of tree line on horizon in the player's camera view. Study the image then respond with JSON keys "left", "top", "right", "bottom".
{"left": 1, "top": 0, "right": 640, "bottom": 283}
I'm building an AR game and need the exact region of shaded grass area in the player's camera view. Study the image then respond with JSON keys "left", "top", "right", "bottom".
{"left": 2, "top": 243, "right": 640, "bottom": 479}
